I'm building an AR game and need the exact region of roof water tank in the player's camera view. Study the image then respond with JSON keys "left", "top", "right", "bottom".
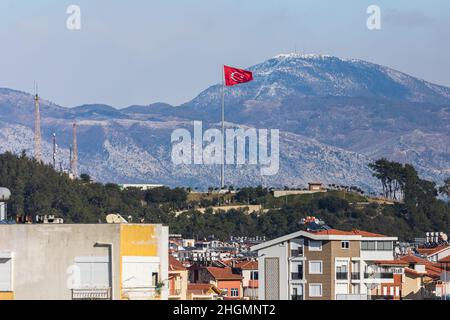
{"left": 0, "top": 188, "right": 11, "bottom": 201}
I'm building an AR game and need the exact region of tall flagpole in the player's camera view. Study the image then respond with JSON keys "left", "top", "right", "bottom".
{"left": 221, "top": 65, "right": 225, "bottom": 190}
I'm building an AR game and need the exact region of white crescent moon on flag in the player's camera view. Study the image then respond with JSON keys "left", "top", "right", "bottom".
{"left": 231, "top": 71, "right": 246, "bottom": 82}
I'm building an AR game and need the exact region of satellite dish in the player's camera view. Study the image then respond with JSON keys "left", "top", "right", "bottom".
{"left": 106, "top": 214, "right": 128, "bottom": 224}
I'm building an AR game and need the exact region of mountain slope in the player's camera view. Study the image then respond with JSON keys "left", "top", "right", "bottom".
{"left": 0, "top": 54, "right": 449, "bottom": 188}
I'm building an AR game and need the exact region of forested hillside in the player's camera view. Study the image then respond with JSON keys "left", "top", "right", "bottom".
{"left": 0, "top": 152, "right": 448, "bottom": 241}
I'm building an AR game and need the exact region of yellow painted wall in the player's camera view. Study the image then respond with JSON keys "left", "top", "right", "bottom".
{"left": 120, "top": 224, "right": 158, "bottom": 256}
{"left": 119, "top": 224, "right": 160, "bottom": 299}
{"left": 0, "top": 292, "right": 14, "bottom": 300}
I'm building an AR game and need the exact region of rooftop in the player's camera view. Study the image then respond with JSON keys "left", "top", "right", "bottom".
{"left": 206, "top": 267, "right": 243, "bottom": 280}
{"left": 235, "top": 260, "right": 258, "bottom": 270}
{"left": 169, "top": 256, "right": 186, "bottom": 271}
{"left": 416, "top": 244, "right": 450, "bottom": 257}
{"left": 308, "top": 229, "right": 387, "bottom": 237}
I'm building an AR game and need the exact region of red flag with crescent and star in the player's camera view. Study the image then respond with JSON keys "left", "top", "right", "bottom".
{"left": 224, "top": 65, "right": 253, "bottom": 86}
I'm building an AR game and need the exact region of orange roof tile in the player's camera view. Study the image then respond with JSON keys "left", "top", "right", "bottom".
{"left": 439, "top": 255, "right": 450, "bottom": 263}
{"left": 187, "top": 283, "right": 220, "bottom": 295}
{"left": 404, "top": 268, "right": 424, "bottom": 277}
{"left": 206, "top": 267, "right": 243, "bottom": 280}
{"left": 416, "top": 245, "right": 450, "bottom": 257}
{"left": 400, "top": 254, "right": 428, "bottom": 264}
{"left": 169, "top": 256, "right": 186, "bottom": 271}
{"left": 309, "top": 229, "right": 387, "bottom": 237}
{"left": 235, "top": 260, "right": 258, "bottom": 270}
{"left": 400, "top": 255, "right": 443, "bottom": 279}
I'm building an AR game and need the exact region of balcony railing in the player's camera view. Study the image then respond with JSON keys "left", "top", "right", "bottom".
{"left": 351, "top": 272, "right": 360, "bottom": 280}
{"left": 72, "top": 288, "right": 111, "bottom": 300}
{"left": 364, "top": 272, "right": 394, "bottom": 279}
{"left": 291, "top": 272, "right": 303, "bottom": 280}
{"left": 371, "top": 295, "right": 395, "bottom": 300}
{"left": 291, "top": 295, "right": 303, "bottom": 300}
{"left": 336, "top": 272, "right": 348, "bottom": 280}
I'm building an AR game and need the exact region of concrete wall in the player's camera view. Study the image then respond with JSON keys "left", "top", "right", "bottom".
{"left": 0, "top": 224, "right": 121, "bottom": 300}
{"left": 0, "top": 223, "right": 169, "bottom": 300}
{"left": 272, "top": 190, "right": 326, "bottom": 198}
{"left": 258, "top": 242, "right": 289, "bottom": 300}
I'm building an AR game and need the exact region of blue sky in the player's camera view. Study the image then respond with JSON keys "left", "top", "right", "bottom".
{"left": 0, "top": 0, "right": 449, "bottom": 107}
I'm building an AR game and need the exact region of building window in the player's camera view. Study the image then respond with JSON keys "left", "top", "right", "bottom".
{"left": 341, "top": 241, "right": 349, "bottom": 249}
{"left": 222, "top": 288, "right": 229, "bottom": 296}
{"left": 309, "top": 261, "right": 323, "bottom": 274}
{"left": 74, "top": 256, "right": 110, "bottom": 289}
{"left": 352, "top": 284, "right": 360, "bottom": 294}
{"left": 309, "top": 240, "right": 322, "bottom": 251}
{"left": 376, "top": 241, "right": 393, "bottom": 251}
{"left": 230, "top": 288, "right": 239, "bottom": 297}
{"left": 250, "top": 271, "right": 259, "bottom": 280}
{"left": 361, "top": 241, "right": 376, "bottom": 251}
{"left": 309, "top": 284, "right": 322, "bottom": 297}
{"left": 0, "top": 256, "right": 12, "bottom": 292}
{"left": 152, "top": 272, "right": 159, "bottom": 287}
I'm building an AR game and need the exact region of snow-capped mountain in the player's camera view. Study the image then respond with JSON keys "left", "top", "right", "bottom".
{"left": 0, "top": 54, "right": 449, "bottom": 190}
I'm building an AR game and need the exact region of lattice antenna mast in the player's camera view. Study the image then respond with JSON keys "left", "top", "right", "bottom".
{"left": 34, "top": 82, "right": 42, "bottom": 162}
{"left": 71, "top": 122, "right": 78, "bottom": 177}
{"left": 52, "top": 133, "right": 57, "bottom": 168}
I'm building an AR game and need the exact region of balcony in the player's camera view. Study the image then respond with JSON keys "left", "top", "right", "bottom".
{"left": 336, "top": 272, "right": 348, "bottom": 280}
{"left": 248, "top": 280, "right": 259, "bottom": 288}
{"left": 290, "top": 248, "right": 304, "bottom": 258}
{"left": 371, "top": 295, "right": 394, "bottom": 300}
{"left": 351, "top": 272, "right": 360, "bottom": 280}
{"left": 364, "top": 272, "right": 394, "bottom": 279}
{"left": 72, "top": 288, "right": 111, "bottom": 300}
{"left": 291, "top": 295, "right": 303, "bottom": 300}
{"left": 291, "top": 272, "right": 303, "bottom": 280}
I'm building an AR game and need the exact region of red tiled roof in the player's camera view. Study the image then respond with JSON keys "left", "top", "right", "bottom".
{"left": 169, "top": 256, "right": 186, "bottom": 271}
{"left": 206, "top": 267, "right": 243, "bottom": 280}
{"left": 309, "top": 229, "right": 387, "bottom": 237}
{"left": 400, "top": 254, "right": 428, "bottom": 264}
{"left": 187, "top": 283, "right": 220, "bottom": 295}
{"left": 416, "top": 245, "right": 450, "bottom": 257}
{"left": 439, "top": 255, "right": 450, "bottom": 263}
{"left": 375, "top": 260, "right": 408, "bottom": 266}
{"left": 404, "top": 267, "right": 424, "bottom": 276}
{"left": 235, "top": 260, "right": 258, "bottom": 270}
{"left": 400, "top": 255, "right": 443, "bottom": 279}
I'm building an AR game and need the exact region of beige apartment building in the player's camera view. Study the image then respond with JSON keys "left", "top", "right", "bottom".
{"left": 252, "top": 228, "right": 401, "bottom": 300}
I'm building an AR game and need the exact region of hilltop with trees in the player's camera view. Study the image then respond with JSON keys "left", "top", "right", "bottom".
{"left": 0, "top": 152, "right": 448, "bottom": 241}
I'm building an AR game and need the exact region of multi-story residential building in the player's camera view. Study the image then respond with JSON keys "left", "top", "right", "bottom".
{"left": 400, "top": 254, "right": 445, "bottom": 299}
{"left": 235, "top": 260, "right": 259, "bottom": 300}
{"left": 251, "top": 227, "right": 401, "bottom": 300}
{"left": 168, "top": 256, "right": 188, "bottom": 300}
{"left": 189, "top": 265, "right": 243, "bottom": 299}
{"left": 0, "top": 223, "right": 168, "bottom": 300}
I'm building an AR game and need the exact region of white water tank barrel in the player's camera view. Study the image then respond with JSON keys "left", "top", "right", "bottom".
{"left": 0, "top": 188, "right": 11, "bottom": 201}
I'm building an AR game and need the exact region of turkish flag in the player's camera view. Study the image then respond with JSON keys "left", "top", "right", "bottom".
{"left": 224, "top": 65, "right": 253, "bottom": 86}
